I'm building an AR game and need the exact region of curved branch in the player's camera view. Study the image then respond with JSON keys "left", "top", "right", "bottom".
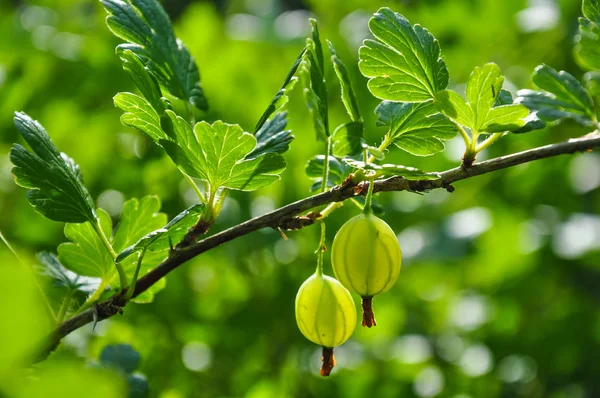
{"left": 37, "top": 132, "right": 600, "bottom": 360}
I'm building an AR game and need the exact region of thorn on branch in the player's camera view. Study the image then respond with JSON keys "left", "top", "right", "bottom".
{"left": 277, "top": 227, "right": 288, "bottom": 240}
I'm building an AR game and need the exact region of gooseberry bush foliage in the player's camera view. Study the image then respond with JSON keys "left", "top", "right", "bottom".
{"left": 6, "top": 0, "right": 600, "bottom": 379}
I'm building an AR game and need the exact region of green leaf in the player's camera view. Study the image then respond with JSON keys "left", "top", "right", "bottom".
{"left": 58, "top": 209, "right": 114, "bottom": 279}
{"left": 344, "top": 159, "right": 440, "bottom": 181}
{"left": 435, "top": 90, "right": 474, "bottom": 127}
{"left": 100, "top": 344, "right": 140, "bottom": 374}
{"left": 516, "top": 64, "right": 597, "bottom": 126}
{"left": 101, "top": 0, "right": 207, "bottom": 110}
{"left": 36, "top": 252, "right": 100, "bottom": 295}
{"left": 332, "top": 121, "right": 364, "bottom": 157}
{"left": 57, "top": 196, "right": 171, "bottom": 302}
{"left": 247, "top": 112, "right": 294, "bottom": 159}
{"left": 466, "top": 63, "right": 506, "bottom": 129}
{"left": 113, "top": 196, "right": 167, "bottom": 253}
{"left": 576, "top": 0, "right": 600, "bottom": 70}
{"left": 495, "top": 89, "right": 514, "bottom": 106}
{"left": 328, "top": 41, "right": 361, "bottom": 122}
{"left": 437, "top": 63, "right": 530, "bottom": 133}
{"left": 585, "top": 70, "right": 600, "bottom": 97}
{"left": 375, "top": 100, "right": 457, "bottom": 156}
{"left": 120, "top": 49, "right": 165, "bottom": 113}
{"left": 113, "top": 93, "right": 168, "bottom": 143}
{"left": 116, "top": 203, "right": 204, "bottom": 263}
{"left": 10, "top": 112, "right": 96, "bottom": 224}
{"left": 359, "top": 7, "right": 448, "bottom": 102}
{"left": 301, "top": 20, "right": 329, "bottom": 139}
{"left": 491, "top": 89, "right": 547, "bottom": 134}
{"left": 160, "top": 116, "right": 286, "bottom": 192}
{"left": 305, "top": 155, "right": 351, "bottom": 191}
{"left": 254, "top": 48, "right": 304, "bottom": 132}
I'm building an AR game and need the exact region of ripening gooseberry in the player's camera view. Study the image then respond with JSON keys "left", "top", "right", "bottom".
{"left": 331, "top": 212, "right": 401, "bottom": 327}
{"left": 295, "top": 272, "right": 357, "bottom": 376}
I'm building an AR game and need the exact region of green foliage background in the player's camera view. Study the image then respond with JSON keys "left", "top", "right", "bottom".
{"left": 1, "top": 0, "right": 600, "bottom": 397}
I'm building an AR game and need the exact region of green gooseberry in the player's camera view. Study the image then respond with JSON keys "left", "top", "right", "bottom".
{"left": 295, "top": 272, "right": 357, "bottom": 376}
{"left": 331, "top": 212, "right": 402, "bottom": 327}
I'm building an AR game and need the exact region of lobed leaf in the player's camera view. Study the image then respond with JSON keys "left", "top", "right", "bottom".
{"left": 328, "top": 41, "right": 361, "bottom": 122}
{"left": 114, "top": 92, "right": 167, "bottom": 143}
{"left": 254, "top": 48, "right": 304, "bottom": 133}
{"left": 331, "top": 121, "right": 365, "bottom": 157}
{"left": 112, "top": 196, "right": 167, "bottom": 253}
{"left": 57, "top": 209, "right": 114, "bottom": 279}
{"left": 576, "top": 0, "right": 600, "bottom": 71}
{"left": 359, "top": 7, "right": 448, "bottom": 102}
{"left": 247, "top": 112, "right": 294, "bottom": 159}
{"left": 160, "top": 115, "right": 286, "bottom": 192}
{"left": 10, "top": 113, "right": 97, "bottom": 224}
{"left": 516, "top": 64, "right": 597, "bottom": 126}
{"left": 436, "top": 63, "right": 530, "bottom": 134}
{"left": 301, "top": 20, "right": 329, "bottom": 140}
{"left": 57, "top": 196, "right": 172, "bottom": 303}
{"left": 116, "top": 203, "right": 204, "bottom": 263}
{"left": 36, "top": 252, "right": 100, "bottom": 295}
{"left": 375, "top": 100, "right": 457, "bottom": 156}
{"left": 305, "top": 155, "right": 351, "bottom": 191}
{"left": 101, "top": 0, "right": 207, "bottom": 110}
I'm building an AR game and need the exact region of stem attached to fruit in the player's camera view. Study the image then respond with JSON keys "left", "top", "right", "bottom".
{"left": 315, "top": 222, "right": 326, "bottom": 276}
{"left": 361, "top": 296, "right": 376, "bottom": 328}
{"left": 362, "top": 178, "right": 375, "bottom": 215}
{"left": 320, "top": 347, "right": 336, "bottom": 376}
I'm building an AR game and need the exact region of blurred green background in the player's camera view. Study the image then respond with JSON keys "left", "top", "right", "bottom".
{"left": 1, "top": 0, "right": 600, "bottom": 397}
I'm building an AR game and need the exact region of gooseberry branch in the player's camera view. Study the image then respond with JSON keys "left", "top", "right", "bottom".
{"left": 36, "top": 132, "right": 600, "bottom": 361}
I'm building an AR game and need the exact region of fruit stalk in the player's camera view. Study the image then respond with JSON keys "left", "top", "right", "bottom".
{"left": 361, "top": 296, "right": 376, "bottom": 328}
{"left": 320, "top": 347, "right": 336, "bottom": 376}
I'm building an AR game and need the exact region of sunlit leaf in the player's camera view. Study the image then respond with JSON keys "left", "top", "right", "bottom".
{"left": 516, "top": 64, "right": 597, "bottom": 126}
{"left": 113, "top": 93, "right": 167, "bottom": 143}
{"left": 116, "top": 203, "right": 204, "bottom": 263}
{"left": 305, "top": 155, "right": 351, "bottom": 191}
{"left": 332, "top": 121, "right": 364, "bottom": 157}
{"left": 436, "top": 63, "right": 530, "bottom": 133}
{"left": 101, "top": 0, "right": 207, "bottom": 110}
{"left": 112, "top": 196, "right": 167, "bottom": 254}
{"left": 328, "top": 41, "right": 361, "bottom": 122}
{"left": 247, "top": 112, "right": 294, "bottom": 159}
{"left": 160, "top": 114, "right": 286, "bottom": 192}
{"left": 301, "top": 20, "right": 329, "bottom": 139}
{"left": 10, "top": 112, "right": 96, "bottom": 224}
{"left": 576, "top": 0, "right": 600, "bottom": 70}
{"left": 57, "top": 209, "right": 114, "bottom": 279}
{"left": 376, "top": 100, "right": 457, "bottom": 156}
{"left": 254, "top": 49, "right": 304, "bottom": 132}
{"left": 359, "top": 7, "right": 448, "bottom": 102}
